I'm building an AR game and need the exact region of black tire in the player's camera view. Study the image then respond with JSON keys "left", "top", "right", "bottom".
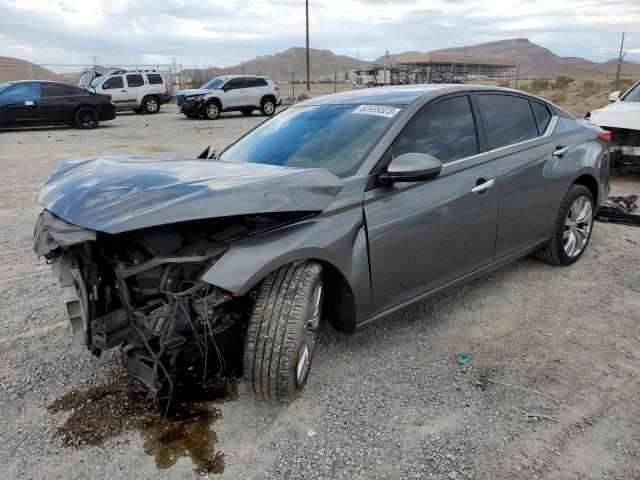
{"left": 260, "top": 97, "right": 276, "bottom": 116}
{"left": 74, "top": 106, "right": 99, "bottom": 129}
{"left": 241, "top": 108, "right": 253, "bottom": 116}
{"left": 243, "top": 261, "right": 323, "bottom": 400}
{"left": 203, "top": 100, "right": 220, "bottom": 120}
{"left": 536, "top": 184, "right": 594, "bottom": 266}
{"left": 141, "top": 96, "right": 160, "bottom": 114}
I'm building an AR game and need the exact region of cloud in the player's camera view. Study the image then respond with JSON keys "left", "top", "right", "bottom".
{"left": 0, "top": 0, "right": 639, "bottom": 68}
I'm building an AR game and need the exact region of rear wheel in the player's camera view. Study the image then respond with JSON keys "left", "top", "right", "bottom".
{"left": 260, "top": 98, "right": 276, "bottom": 116}
{"left": 142, "top": 96, "right": 160, "bottom": 114}
{"left": 204, "top": 101, "right": 220, "bottom": 120}
{"left": 536, "top": 184, "right": 594, "bottom": 265}
{"left": 74, "top": 106, "right": 99, "bottom": 129}
{"left": 243, "top": 261, "right": 323, "bottom": 400}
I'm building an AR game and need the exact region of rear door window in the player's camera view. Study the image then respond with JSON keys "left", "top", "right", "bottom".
{"left": 146, "top": 74, "right": 164, "bottom": 85}
{"left": 126, "top": 74, "right": 144, "bottom": 88}
{"left": 42, "top": 83, "right": 85, "bottom": 97}
{"left": 224, "top": 78, "right": 245, "bottom": 90}
{"left": 102, "top": 76, "right": 124, "bottom": 90}
{"left": 245, "top": 78, "right": 267, "bottom": 88}
{"left": 393, "top": 95, "right": 478, "bottom": 163}
{"left": 477, "top": 94, "right": 539, "bottom": 149}
{"left": 530, "top": 101, "right": 552, "bottom": 135}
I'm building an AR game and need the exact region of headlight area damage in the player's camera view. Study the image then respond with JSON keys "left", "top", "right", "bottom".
{"left": 33, "top": 155, "right": 345, "bottom": 399}
{"left": 34, "top": 209, "right": 315, "bottom": 396}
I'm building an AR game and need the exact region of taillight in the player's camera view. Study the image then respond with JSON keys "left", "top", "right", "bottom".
{"left": 598, "top": 131, "right": 611, "bottom": 143}
{"left": 274, "top": 84, "right": 280, "bottom": 91}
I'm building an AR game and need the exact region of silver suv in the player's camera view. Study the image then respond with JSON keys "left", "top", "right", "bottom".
{"left": 176, "top": 75, "right": 281, "bottom": 120}
{"left": 78, "top": 68, "right": 172, "bottom": 114}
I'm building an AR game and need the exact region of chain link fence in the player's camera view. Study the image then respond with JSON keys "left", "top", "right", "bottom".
{"left": 0, "top": 63, "right": 184, "bottom": 95}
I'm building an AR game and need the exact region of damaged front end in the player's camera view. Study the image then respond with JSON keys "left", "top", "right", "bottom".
{"left": 34, "top": 209, "right": 311, "bottom": 397}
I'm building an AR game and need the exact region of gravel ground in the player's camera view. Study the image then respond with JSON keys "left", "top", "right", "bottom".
{"left": 1, "top": 105, "right": 639, "bottom": 480}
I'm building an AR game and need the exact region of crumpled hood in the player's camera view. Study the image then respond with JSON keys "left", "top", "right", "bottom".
{"left": 38, "top": 156, "right": 344, "bottom": 234}
{"left": 590, "top": 101, "right": 640, "bottom": 131}
{"left": 176, "top": 89, "right": 212, "bottom": 98}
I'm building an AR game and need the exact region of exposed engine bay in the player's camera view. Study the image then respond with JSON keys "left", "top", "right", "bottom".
{"left": 34, "top": 209, "right": 314, "bottom": 399}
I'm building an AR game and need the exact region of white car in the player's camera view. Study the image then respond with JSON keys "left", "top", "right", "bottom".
{"left": 587, "top": 80, "right": 640, "bottom": 168}
{"left": 176, "top": 75, "right": 281, "bottom": 119}
{"left": 78, "top": 68, "right": 172, "bottom": 114}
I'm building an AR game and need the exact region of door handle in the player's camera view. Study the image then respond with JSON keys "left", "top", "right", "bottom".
{"left": 121, "top": 90, "right": 127, "bottom": 92}
{"left": 552, "top": 145, "right": 569, "bottom": 157}
{"left": 471, "top": 178, "right": 495, "bottom": 194}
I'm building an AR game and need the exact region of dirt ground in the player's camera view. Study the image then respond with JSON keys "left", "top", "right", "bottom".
{"left": 0, "top": 105, "right": 639, "bottom": 480}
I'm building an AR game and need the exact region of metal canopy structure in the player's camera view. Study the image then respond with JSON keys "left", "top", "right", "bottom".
{"left": 394, "top": 52, "right": 519, "bottom": 85}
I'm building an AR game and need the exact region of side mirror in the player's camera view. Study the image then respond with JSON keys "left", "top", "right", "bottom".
{"left": 222, "top": 86, "right": 230, "bottom": 92}
{"left": 609, "top": 91, "right": 621, "bottom": 102}
{"left": 379, "top": 153, "right": 443, "bottom": 184}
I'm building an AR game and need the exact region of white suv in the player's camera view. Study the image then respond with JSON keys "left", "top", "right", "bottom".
{"left": 78, "top": 68, "right": 172, "bottom": 114}
{"left": 176, "top": 75, "right": 281, "bottom": 120}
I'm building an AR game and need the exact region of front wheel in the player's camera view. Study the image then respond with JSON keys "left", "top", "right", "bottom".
{"left": 243, "top": 261, "right": 323, "bottom": 400}
{"left": 204, "top": 101, "right": 220, "bottom": 120}
{"left": 74, "top": 106, "right": 99, "bottom": 129}
{"left": 536, "top": 184, "right": 594, "bottom": 265}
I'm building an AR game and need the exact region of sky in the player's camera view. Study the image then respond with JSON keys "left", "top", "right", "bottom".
{"left": 1, "top": 0, "right": 639, "bottom": 69}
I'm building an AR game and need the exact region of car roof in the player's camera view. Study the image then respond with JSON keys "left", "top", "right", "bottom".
{"left": 0, "top": 80, "right": 77, "bottom": 86}
{"left": 217, "top": 74, "right": 270, "bottom": 80}
{"left": 295, "top": 84, "right": 545, "bottom": 106}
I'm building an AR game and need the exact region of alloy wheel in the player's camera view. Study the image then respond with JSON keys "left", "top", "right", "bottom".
{"left": 206, "top": 103, "right": 219, "bottom": 119}
{"left": 296, "top": 281, "right": 323, "bottom": 386}
{"left": 263, "top": 101, "right": 275, "bottom": 115}
{"left": 145, "top": 98, "right": 158, "bottom": 113}
{"left": 79, "top": 110, "right": 97, "bottom": 128}
{"left": 563, "top": 195, "right": 593, "bottom": 257}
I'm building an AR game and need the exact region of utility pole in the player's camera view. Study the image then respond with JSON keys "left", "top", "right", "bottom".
{"left": 515, "top": 59, "right": 522, "bottom": 89}
{"left": 615, "top": 32, "right": 626, "bottom": 91}
{"left": 292, "top": 70, "right": 295, "bottom": 104}
{"left": 334, "top": 68, "right": 337, "bottom": 93}
{"left": 305, "top": 0, "right": 311, "bottom": 92}
{"left": 90, "top": 56, "right": 98, "bottom": 67}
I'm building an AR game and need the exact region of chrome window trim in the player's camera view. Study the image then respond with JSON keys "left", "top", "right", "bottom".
{"left": 443, "top": 115, "right": 558, "bottom": 169}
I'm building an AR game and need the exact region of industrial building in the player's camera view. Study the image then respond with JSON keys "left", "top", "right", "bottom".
{"left": 352, "top": 52, "right": 519, "bottom": 87}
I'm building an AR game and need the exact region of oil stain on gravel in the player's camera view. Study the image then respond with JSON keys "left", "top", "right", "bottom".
{"left": 48, "top": 374, "right": 238, "bottom": 474}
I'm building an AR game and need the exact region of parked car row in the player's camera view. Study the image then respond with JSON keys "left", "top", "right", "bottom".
{"left": 0, "top": 71, "right": 282, "bottom": 129}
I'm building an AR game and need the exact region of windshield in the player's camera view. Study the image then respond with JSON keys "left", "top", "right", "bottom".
{"left": 220, "top": 104, "right": 402, "bottom": 177}
{"left": 622, "top": 82, "right": 640, "bottom": 102}
{"left": 201, "top": 77, "right": 227, "bottom": 90}
{"left": 90, "top": 77, "right": 106, "bottom": 89}
{"left": 0, "top": 82, "right": 12, "bottom": 94}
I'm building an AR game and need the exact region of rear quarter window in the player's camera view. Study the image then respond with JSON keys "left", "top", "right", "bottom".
{"left": 146, "top": 74, "right": 164, "bottom": 85}
{"left": 477, "top": 94, "right": 539, "bottom": 149}
{"left": 530, "top": 101, "right": 552, "bottom": 134}
{"left": 42, "top": 83, "right": 85, "bottom": 97}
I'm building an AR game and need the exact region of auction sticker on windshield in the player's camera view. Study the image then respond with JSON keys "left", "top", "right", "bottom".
{"left": 352, "top": 105, "right": 401, "bottom": 118}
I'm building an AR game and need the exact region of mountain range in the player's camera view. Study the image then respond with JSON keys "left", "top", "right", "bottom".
{"left": 2, "top": 38, "right": 638, "bottom": 85}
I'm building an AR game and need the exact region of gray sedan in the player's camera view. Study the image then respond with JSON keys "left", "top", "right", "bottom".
{"left": 34, "top": 85, "right": 610, "bottom": 401}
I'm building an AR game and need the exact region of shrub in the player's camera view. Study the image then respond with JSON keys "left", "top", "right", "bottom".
{"left": 551, "top": 91, "right": 567, "bottom": 104}
{"left": 553, "top": 76, "right": 574, "bottom": 89}
{"left": 529, "top": 78, "right": 550, "bottom": 93}
{"left": 498, "top": 80, "right": 510, "bottom": 88}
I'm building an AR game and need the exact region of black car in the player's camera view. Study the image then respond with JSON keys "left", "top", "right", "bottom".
{"left": 0, "top": 80, "right": 116, "bottom": 130}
